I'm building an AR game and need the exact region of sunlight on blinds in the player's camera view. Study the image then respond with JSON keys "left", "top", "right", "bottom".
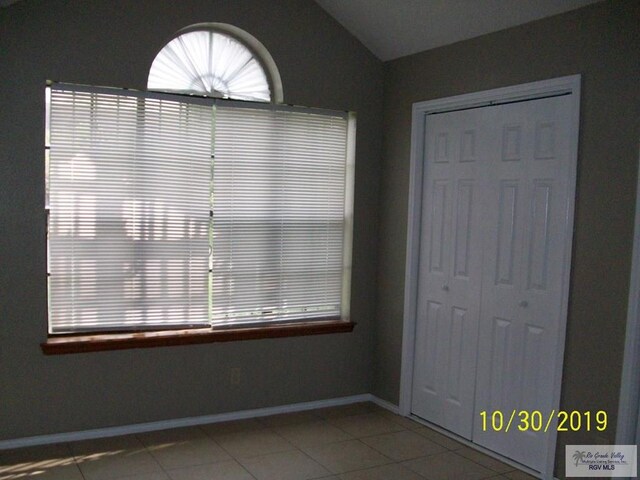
{"left": 211, "top": 105, "right": 350, "bottom": 326}
{"left": 47, "top": 86, "right": 212, "bottom": 333}
{"left": 47, "top": 84, "right": 354, "bottom": 334}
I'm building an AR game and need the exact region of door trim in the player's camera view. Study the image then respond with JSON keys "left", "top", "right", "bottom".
{"left": 400, "top": 75, "right": 581, "bottom": 479}
{"left": 615, "top": 141, "right": 640, "bottom": 451}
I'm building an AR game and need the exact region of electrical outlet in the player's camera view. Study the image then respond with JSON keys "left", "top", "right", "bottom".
{"left": 229, "top": 367, "right": 241, "bottom": 385}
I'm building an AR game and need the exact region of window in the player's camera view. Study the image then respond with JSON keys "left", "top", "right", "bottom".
{"left": 147, "top": 23, "right": 283, "bottom": 103}
{"left": 45, "top": 90, "right": 355, "bottom": 341}
{"left": 43, "top": 25, "right": 355, "bottom": 351}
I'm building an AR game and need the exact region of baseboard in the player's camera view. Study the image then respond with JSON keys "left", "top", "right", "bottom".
{"left": 0, "top": 393, "right": 372, "bottom": 450}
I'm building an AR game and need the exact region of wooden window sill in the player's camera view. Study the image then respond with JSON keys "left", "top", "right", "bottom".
{"left": 41, "top": 320, "right": 355, "bottom": 355}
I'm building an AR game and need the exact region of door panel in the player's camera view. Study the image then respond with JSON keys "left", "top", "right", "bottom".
{"left": 428, "top": 180, "right": 449, "bottom": 273}
{"left": 473, "top": 95, "right": 573, "bottom": 470}
{"left": 495, "top": 181, "right": 520, "bottom": 286}
{"left": 411, "top": 108, "right": 490, "bottom": 439}
{"left": 454, "top": 180, "right": 475, "bottom": 278}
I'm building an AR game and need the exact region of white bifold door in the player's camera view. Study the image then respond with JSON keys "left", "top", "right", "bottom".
{"left": 411, "top": 93, "right": 575, "bottom": 472}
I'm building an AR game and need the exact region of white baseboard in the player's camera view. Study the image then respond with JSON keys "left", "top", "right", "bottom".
{"left": 0, "top": 393, "right": 373, "bottom": 450}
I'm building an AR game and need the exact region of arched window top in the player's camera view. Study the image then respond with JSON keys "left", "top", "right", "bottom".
{"left": 148, "top": 23, "right": 283, "bottom": 103}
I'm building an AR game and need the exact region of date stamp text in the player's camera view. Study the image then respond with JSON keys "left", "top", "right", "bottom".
{"left": 479, "top": 410, "right": 607, "bottom": 433}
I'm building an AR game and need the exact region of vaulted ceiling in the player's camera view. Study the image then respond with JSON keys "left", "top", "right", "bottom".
{"left": 315, "top": 0, "right": 602, "bottom": 60}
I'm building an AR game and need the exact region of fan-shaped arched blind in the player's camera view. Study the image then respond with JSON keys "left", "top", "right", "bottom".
{"left": 148, "top": 30, "right": 271, "bottom": 102}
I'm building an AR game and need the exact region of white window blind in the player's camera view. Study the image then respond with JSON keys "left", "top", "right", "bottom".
{"left": 47, "top": 83, "right": 355, "bottom": 334}
{"left": 211, "top": 104, "right": 352, "bottom": 326}
{"left": 147, "top": 29, "right": 271, "bottom": 102}
{"left": 47, "top": 85, "right": 213, "bottom": 333}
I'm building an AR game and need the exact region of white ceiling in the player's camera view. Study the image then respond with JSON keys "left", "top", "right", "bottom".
{"left": 315, "top": 0, "right": 601, "bottom": 61}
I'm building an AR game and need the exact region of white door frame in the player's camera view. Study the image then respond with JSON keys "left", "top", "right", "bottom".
{"left": 399, "top": 75, "right": 581, "bottom": 479}
{"left": 615, "top": 142, "right": 640, "bottom": 453}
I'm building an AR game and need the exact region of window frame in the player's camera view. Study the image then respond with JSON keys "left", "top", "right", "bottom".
{"left": 42, "top": 82, "right": 356, "bottom": 354}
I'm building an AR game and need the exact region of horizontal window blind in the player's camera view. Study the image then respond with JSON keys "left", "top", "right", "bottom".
{"left": 47, "top": 83, "right": 354, "bottom": 334}
{"left": 47, "top": 86, "right": 213, "bottom": 333}
{"left": 211, "top": 105, "right": 350, "bottom": 326}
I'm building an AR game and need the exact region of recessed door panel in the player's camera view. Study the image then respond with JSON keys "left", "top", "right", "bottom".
{"left": 488, "top": 317, "right": 513, "bottom": 409}
{"left": 454, "top": 181, "right": 474, "bottom": 278}
{"left": 527, "top": 181, "right": 553, "bottom": 291}
{"left": 415, "top": 300, "right": 442, "bottom": 394}
{"left": 495, "top": 181, "right": 519, "bottom": 286}
{"left": 446, "top": 306, "right": 467, "bottom": 403}
{"left": 429, "top": 181, "right": 449, "bottom": 273}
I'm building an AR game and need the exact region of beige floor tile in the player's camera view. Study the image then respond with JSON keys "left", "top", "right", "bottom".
{"left": 328, "top": 413, "right": 405, "bottom": 438}
{"left": 240, "top": 449, "right": 330, "bottom": 480}
{"left": 0, "top": 443, "right": 76, "bottom": 478}
{"left": 455, "top": 447, "right": 514, "bottom": 473}
{"left": 338, "top": 462, "right": 426, "bottom": 480}
{"left": 377, "top": 411, "right": 425, "bottom": 430}
{"left": 76, "top": 447, "right": 164, "bottom": 480}
{"left": 357, "top": 403, "right": 388, "bottom": 414}
{"left": 313, "top": 403, "right": 379, "bottom": 419}
{"left": 167, "top": 459, "right": 254, "bottom": 480}
{"left": 200, "top": 418, "right": 265, "bottom": 436}
{"left": 502, "top": 470, "right": 538, "bottom": 480}
{"left": 412, "top": 426, "right": 466, "bottom": 450}
{"left": 213, "top": 429, "right": 294, "bottom": 459}
{"left": 69, "top": 434, "right": 145, "bottom": 457}
{"left": 275, "top": 420, "right": 353, "bottom": 447}
{"left": 137, "top": 426, "right": 230, "bottom": 468}
{"left": 361, "top": 430, "right": 447, "bottom": 461}
{"left": 258, "top": 410, "right": 320, "bottom": 427}
{"left": 0, "top": 462, "right": 84, "bottom": 480}
{"left": 301, "top": 439, "right": 392, "bottom": 474}
{"left": 146, "top": 437, "right": 231, "bottom": 469}
{"left": 110, "top": 473, "right": 170, "bottom": 480}
{"left": 402, "top": 451, "right": 495, "bottom": 480}
{"left": 137, "top": 427, "right": 209, "bottom": 445}
{"left": 0, "top": 443, "right": 73, "bottom": 466}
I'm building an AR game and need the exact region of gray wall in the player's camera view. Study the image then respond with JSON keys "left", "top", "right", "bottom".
{"left": 0, "top": 0, "right": 383, "bottom": 440}
{"left": 375, "top": 0, "right": 639, "bottom": 475}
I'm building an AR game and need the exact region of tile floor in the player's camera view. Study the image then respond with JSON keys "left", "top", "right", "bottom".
{"left": 0, "top": 402, "right": 538, "bottom": 480}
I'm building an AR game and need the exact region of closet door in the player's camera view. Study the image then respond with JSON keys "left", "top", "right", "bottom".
{"left": 473, "top": 95, "right": 574, "bottom": 470}
{"left": 411, "top": 107, "right": 494, "bottom": 438}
